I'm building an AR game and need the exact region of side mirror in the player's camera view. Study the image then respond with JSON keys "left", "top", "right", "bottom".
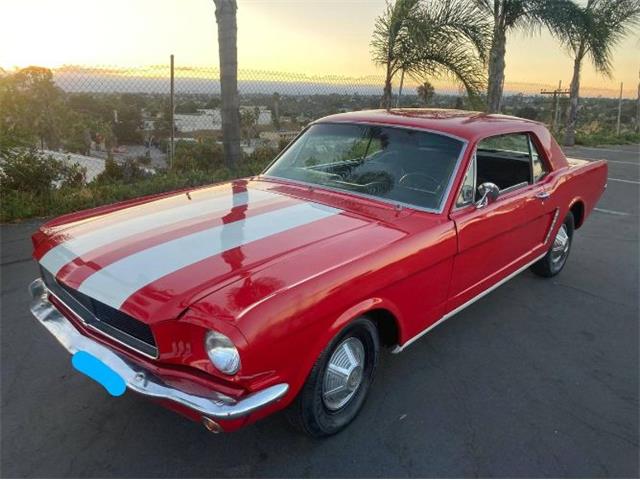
{"left": 475, "top": 182, "right": 500, "bottom": 209}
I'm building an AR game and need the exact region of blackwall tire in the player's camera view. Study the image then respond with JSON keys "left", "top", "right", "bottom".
{"left": 286, "top": 317, "right": 380, "bottom": 437}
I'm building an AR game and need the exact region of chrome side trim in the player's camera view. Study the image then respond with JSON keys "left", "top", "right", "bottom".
{"left": 29, "top": 279, "right": 289, "bottom": 420}
{"left": 499, "top": 181, "right": 529, "bottom": 195}
{"left": 543, "top": 208, "right": 560, "bottom": 245}
{"left": 391, "top": 252, "right": 546, "bottom": 353}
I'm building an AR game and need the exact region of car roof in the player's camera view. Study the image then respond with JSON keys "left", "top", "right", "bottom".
{"left": 314, "top": 109, "right": 544, "bottom": 142}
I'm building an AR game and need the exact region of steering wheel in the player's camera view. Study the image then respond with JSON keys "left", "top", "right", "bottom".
{"left": 398, "top": 172, "right": 442, "bottom": 194}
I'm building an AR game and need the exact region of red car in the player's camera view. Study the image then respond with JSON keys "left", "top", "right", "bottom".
{"left": 30, "top": 109, "right": 607, "bottom": 437}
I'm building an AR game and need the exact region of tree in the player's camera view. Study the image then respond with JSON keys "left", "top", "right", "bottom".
{"left": 213, "top": 0, "right": 242, "bottom": 172}
{"left": 371, "top": 0, "right": 490, "bottom": 109}
{"left": 417, "top": 81, "right": 435, "bottom": 105}
{"left": 558, "top": 0, "right": 640, "bottom": 146}
{"left": 475, "top": 0, "right": 579, "bottom": 113}
{"left": 272, "top": 92, "right": 281, "bottom": 129}
{"left": 240, "top": 108, "right": 258, "bottom": 140}
{"left": 0, "top": 67, "right": 67, "bottom": 149}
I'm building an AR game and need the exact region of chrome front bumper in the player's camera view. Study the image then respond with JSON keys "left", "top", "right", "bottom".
{"left": 29, "top": 278, "right": 288, "bottom": 420}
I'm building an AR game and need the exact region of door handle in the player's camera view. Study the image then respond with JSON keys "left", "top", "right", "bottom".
{"left": 535, "top": 191, "right": 551, "bottom": 200}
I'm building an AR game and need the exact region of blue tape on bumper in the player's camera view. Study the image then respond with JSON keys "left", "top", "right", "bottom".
{"left": 72, "top": 351, "right": 126, "bottom": 397}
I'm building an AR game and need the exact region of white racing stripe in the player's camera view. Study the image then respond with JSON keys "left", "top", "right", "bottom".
{"left": 39, "top": 188, "right": 280, "bottom": 275}
{"left": 77, "top": 202, "right": 341, "bottom": 308}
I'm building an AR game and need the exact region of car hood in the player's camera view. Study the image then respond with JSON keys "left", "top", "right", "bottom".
{"left": 33, "top": 178, "right": 424, "bottom": 323}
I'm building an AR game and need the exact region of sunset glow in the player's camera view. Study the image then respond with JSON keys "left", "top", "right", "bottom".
{"left": 1, "top": 0, "right": 638, "bottom": 96}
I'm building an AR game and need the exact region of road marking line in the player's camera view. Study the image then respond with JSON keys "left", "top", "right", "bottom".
{"left": 568, "top": 155, "right": 638, "bottom": 165}
{"left": 575, "top": 146, "right": 639, "bottom": 154}
{"left": 594, "top": 208, "right": 630, "bottom": 216}
{"left": 601, "top": 160, "right": 638, "bottom": 165}
{"left": 608, "top": 178, "right": 640, "bottom": 185}
{"left": 572, "top": 155, "right": 638, "bottom": 165}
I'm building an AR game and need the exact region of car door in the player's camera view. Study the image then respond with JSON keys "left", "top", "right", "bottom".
{"left": 446, "top": 132, "right": 556, "bottom": 312}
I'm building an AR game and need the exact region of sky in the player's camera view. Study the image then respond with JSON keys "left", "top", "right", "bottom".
{"left": 1, "top": 0, "right": 638, "bottom": 96}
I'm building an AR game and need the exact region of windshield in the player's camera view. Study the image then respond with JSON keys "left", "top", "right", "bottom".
{"left": 264, "top": 123, "right": 464, "bottom": 211}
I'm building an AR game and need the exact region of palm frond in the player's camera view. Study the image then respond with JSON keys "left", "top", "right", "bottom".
{"left": 407, "top": 37, "right": 487, "bottom": 98}
{"left": 587, "top": 0, "right": 640, "bottom": 75}
{"left": 552, "top": 0, "right": 640, "bottom": 76}
{"left": 370, "top": 0, "right": 421, "bottom": 69}
{"left": 419, "top": 0, "right": 492, "bottom": 63}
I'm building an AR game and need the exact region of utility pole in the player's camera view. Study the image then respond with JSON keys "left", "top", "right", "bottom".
{"left": 541, "top": 82, "right": 570, "bottom": 132}
{"left": 554, "top": 80, "right": 562, "bottom": 128}
{"left": 636, "top": 69, "right": 639, "bottom": 133}
{"left": 170, "top": 54, "right": 175, "bottom": 168}
{"left": 616, "top": 82, "right": 623, "bottom": 136}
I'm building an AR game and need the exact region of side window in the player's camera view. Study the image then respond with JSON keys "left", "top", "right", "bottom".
{"left": 456, "top": 153, "right": 476, "bottom": 207}
{"left": 476, "top": 133, "right": 531, "bottom": 193}
{"left": 529, "top": 136, "right": 548, "bottom": 182}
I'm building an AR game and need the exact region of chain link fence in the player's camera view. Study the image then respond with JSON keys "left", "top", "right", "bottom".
{"left": 1, "top": 61, "right": 638, "bottom": 221}
{"left": 46, "top": 63, "right": 639, "bottom": 176}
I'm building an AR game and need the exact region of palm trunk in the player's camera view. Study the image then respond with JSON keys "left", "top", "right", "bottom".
{"left": 380, "top": 61, "right": 393, "bottom": 109}
{"left": 396, "top": 69, "right": 405, "bottom": 108}
{"left": 563, "top": 55, "right": 582, "bottom": 146}
{"left": 486, "top": 25, "right": 506, "bottom": 114}
{"left": 214, "top": 0, "right": 241, "bottom": 172}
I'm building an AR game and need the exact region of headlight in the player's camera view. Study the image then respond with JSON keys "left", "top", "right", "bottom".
{"left": 204, "top": 330, "right": 241, "bottom": 375}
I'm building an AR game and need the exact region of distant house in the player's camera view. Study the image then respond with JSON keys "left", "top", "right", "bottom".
{"left": 173, "top": 107, "right": 273, "bottom": 134}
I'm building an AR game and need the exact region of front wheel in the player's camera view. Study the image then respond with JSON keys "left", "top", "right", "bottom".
{"left": 286, "top": 317, "right": 379, "bottom": 437}
{"left": 531, "top": 211, "right": 574, "bottom": 278}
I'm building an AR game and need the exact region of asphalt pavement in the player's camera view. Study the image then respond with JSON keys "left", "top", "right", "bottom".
{"left": 1, "top": 144, "right": 638, "bottom": 478}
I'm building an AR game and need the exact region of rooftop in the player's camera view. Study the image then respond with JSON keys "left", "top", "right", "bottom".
{"left": 315, "top": 109, "right": 543, "bottom": 141}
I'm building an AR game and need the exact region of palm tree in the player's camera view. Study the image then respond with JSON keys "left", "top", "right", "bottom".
{"left": 371, "top": 0, "right": 490, "bottom": 109}
{"left": 559, "top": 0, "right": 640, "bottom": 146}
{"left": 417, "top": 80, "right": 435, "bottom": 105}
{"left": 475, "top": 0, "right": 579, "bottom": 113}
{"left": 213, "top": 0, "right": 242, "bottom": 172}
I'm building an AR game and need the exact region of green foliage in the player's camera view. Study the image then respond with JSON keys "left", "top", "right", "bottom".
{"left": 240, "top": 108, "right": 260, "bottom": 140}
{"left": 556, "top": 0, "right": 640, "bottom": 77}
{"left": 417, "top": 81, "right": 435, "bottom": 105}
{"left": 514, "top": 105, "right": 539, "bottom": 120}
{"left": 574, "top": 130, "right": 640, "bottom": 147}
{"left": 94, "top": 158, "right": 150, "bottom": 184}
{"left": 1, "top": 170, "right": 225, "bottom": 223}
{"left": 0, "top": 148, "right": 86, "bottom": 194}
{"left": 371, "top": 0, "right": 490, "bottom": 105}
{"left": 240, "top": 145, "right": 280, "bottom": 175}
{"left": 175, "top": 99, "right": 201, "bottom": 114}
{"left": 171, "top": 139, "right": 225, "bottom": 172}
{"left": 0, "top": 66, "right": 67, "bottom": 149}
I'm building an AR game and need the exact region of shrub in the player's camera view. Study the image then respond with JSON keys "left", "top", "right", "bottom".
{"left": 94, "top": 157, "right": 150, "bottom": 184}
{"left": 240, "top": 145, "right": 280, "bottom": 176}
{"left": 574, "top": 130, "right": 640, "bottom": 147}
{"left": 1, "top": 169, "right": 230, "bottom": 222}
{"left": 172, "top": 140, "right": 225, "bottom": 173}
{"left": 0, "top": 148, "right": 86, "bottom": 194}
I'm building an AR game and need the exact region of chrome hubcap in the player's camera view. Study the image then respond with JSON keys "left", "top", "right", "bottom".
{"left": 551, "top": 224, "right": 570, "bottom": 265}
{"left": 322, "top": 337, "right": 365, "bottom": 411}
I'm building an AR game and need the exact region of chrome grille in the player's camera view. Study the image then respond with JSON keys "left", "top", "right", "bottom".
{"left": 39, "top": 266, "right": 158, "bottom": 358}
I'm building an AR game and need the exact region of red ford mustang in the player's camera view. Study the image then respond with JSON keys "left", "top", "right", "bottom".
{"left": 30, "top": 109, "right": 607, "bottom": 436}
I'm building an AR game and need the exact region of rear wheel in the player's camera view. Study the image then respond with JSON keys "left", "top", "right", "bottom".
{"left": 531, "top": 212, "right": 574, "bottom": 278}
{"left": 286, "top": 317, "right": 379, "bottom": 437}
